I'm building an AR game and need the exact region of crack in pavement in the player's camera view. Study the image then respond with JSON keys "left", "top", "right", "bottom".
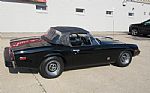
{"left": 30, "top": 70, "right": 47, "bottom": 93}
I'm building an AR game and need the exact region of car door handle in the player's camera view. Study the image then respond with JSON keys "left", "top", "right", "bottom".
{"left": 73, "top": 49, "right": 80, "bottom": 52}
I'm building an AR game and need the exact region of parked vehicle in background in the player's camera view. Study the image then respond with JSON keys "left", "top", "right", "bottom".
{"left": 129, "top": 19, "right": 150, "bottom": 36}
{"left": 5, "top": 26, "right": 140, "bottom": 78}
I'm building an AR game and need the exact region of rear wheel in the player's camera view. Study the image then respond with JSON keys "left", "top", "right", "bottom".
{"left": 39, "top": 56, "right": 64, "bottom": 78}
{"left": 115, "top": 51, "right": 132, "bottom": 67}
{"left": 131, "top": 29, "right": 139, "bottom": 36}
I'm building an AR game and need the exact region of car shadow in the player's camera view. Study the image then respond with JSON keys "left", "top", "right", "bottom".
{"left": 127, "top": 34, "right": 150, "bottom": 40}
{"left": 8, "top": 67, "right": 39, "bottom": 74}
{"left": 135, "top": 35, "right": 150, "bottom": 38}
{"left": 64, "top": 64, "right": 110, "bottom": 71}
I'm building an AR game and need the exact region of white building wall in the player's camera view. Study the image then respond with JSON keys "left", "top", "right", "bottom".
{"left": 0, "top": 0, "right": 150, "bottom": 32}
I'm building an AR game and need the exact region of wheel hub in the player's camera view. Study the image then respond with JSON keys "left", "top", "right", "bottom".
{"left": 120, "top": 53, "right": 130, "bottom": 64}
{"left": 48, "top": 63, "right": 57, "bottom": 72}
{"left": 132, "top": 30, "right": 138, "bottom": 36}
{"left": 45, "top": 60, "right": 61, "bottom": 76}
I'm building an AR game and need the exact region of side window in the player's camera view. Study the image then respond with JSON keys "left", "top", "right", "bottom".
{"left": 79, "top": 34, "right": 91, "bottom": 46}
{"left": 69, "top": 33, "right": 92, "bottom": 46}
{"left": 69, "top": 34, "right": 82, "bottom": 46}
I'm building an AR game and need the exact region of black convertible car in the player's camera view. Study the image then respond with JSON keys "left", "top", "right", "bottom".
{"left": 5, "top": 26, "right": 140, "bottom": 78}
{"left": 129, "top": 19, "right": 150, "bottom": 36}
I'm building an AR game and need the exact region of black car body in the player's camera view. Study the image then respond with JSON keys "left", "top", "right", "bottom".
{"left": 129, "top": 19, "right": 150, "bottom": 36}
{"left": 5, "top": 26, "right": 140, "bottom": 78}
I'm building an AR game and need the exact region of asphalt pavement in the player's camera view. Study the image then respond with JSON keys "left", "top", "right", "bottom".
{"left": 0, "top": 32, "right": 150, "bottom": 93}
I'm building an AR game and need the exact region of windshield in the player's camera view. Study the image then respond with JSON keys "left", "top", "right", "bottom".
{"left": 97, "top": 36, "right": 113, "bottom": 41}
{"left": 94, "top": 36, "right": 114, "bottom": 45}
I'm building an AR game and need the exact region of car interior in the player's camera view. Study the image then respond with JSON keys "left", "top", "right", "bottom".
{"left": 69, "top": 33, "right": 92, "bottom": 46}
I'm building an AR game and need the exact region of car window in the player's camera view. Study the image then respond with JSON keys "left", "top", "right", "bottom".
{"left": 69, "top": 33, "right": 92, "bottom": 46}
{"left": 43, "top": 28, "right": 61, "bottom": 44}
{"left": 144, "top": 21, "right": 150, "bottom": 26}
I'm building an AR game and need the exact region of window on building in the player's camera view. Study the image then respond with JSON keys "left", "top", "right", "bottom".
{"left": 144, "top": 12, "right": 146, "bottom": 15}
{"left": 76, "top": 8, "right": 85, "bottom": 13}
{"left": 106, "top": 11, "right": 113, "bottom": 16}
{"left": 36, "top": 4, "right": 47, "bottom": 11}
{"left": 128, "top": 12, "right": 134, "bottom": 17}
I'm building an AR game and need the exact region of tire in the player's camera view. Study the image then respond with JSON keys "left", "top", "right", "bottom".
{"left": 39, "top": 56, "right": 64, "bottom": 78}
{"left": 115, "top": 51, "right": 132, "bottom": 67}
{"left": 131, "top": 29, "right": 139, "bottom": 36}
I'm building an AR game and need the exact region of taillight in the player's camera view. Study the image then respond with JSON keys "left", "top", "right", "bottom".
{"left": 10, "top": 38, "right": 42, "bottom": 48}
{"left": 19, "top": 57, "right": 27, "bottom": 61}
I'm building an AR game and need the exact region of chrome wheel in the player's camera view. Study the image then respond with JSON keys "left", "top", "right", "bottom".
{"left": 120, "top": 53, "right": 131, "bottom": 65}
{"left": 45, "top": 60, "right": 60, "bottom": 76}
{"left": 131, "top": 29, "right": 138, "bottom": 36}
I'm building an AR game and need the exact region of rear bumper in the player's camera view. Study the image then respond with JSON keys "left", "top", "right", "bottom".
{"left": 4, "top": 47, "right": 13, "bottom": 67}
{"left": 5, "top": 61, "right": 13, "bottom": 67}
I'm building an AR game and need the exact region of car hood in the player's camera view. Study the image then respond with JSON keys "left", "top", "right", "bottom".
{"left": 130, "top": 23, "right": 141, "bottom": 26}
{"left": 101, "top": 40, "right": 124, "bottom": 45}
{"left": 95, "top": 36, "right": 125, "bottom": 45}
{"left": 10, "top": 36, "right": 51, "bottom": 51}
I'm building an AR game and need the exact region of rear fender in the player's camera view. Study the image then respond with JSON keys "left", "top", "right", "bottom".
{"left": 42, "top": 53, "right": 66, "bottom": 66}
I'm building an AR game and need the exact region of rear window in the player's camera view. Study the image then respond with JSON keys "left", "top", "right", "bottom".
{"left": 44, "top": 28, "right": 62, "bottom": 44}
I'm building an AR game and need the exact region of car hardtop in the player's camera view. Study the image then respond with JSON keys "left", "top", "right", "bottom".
{"left": 51, "top": 26, "right": 89, "bottom": 34}
{"left": 42, "top": 26, "right": 91, "bottom": 46}
{"left": 43, "top": 27, "right": 123, "bottom": 47}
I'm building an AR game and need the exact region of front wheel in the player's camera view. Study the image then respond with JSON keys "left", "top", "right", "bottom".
{"left": 131, "top": 29, "right": 139, "bottom": 36}
{"left": 115, "top": 51, "right": 132, "bottom": 67}
{"left": 39, "top": 56, "right": 64, "bottom": 78}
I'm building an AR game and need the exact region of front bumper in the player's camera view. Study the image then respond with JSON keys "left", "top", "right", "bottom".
{"left": 133, "top": 49, "right": 140, "bottom": 56}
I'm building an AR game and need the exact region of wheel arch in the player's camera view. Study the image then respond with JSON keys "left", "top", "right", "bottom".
{"left": 39, "top": 53, "right": 65, "bottom": 78}
{"left": 41, "top": 53, "right": 67, "bottom": 67}
{"left": 131, "top": 27, "right": 139, "bottom": 32}
{"left": 124, "top": 49, "right": 134, "bottom": 57}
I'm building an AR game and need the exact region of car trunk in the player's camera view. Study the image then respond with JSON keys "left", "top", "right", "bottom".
{"left": 10, "top": 36, "right": 51, "bottom": 51}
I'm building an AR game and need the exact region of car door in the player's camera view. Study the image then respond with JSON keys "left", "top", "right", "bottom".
{"left": 70, "top": 45, "right": 99, "bottom": 66}
{"left": 140, "top": 20, "right": 150, "bottom": 34}
{"left": 69, "top": 34, "right": 110, "bottom": 67}
{"left": 143, "top": 20, "right": 150, "bottom": 34}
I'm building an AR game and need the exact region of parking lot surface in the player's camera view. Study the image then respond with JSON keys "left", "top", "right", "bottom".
{"left": 0, "top": 32, "right": 150, "bottom": 93}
